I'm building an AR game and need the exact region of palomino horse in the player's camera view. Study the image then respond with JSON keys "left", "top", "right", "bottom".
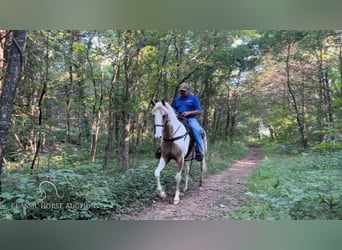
{"left": 151, "top": 100, "right": 207, "bottom": 205}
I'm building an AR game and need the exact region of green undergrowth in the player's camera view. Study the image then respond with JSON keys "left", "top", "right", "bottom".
{"left": 0, "top": 141, "right": 247, "bottom": 220}
{"left": 228, "top": 144, "right": 342, "bottom": 220}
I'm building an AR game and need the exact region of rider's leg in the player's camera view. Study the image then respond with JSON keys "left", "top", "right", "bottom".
{"left": 188, "top": 118, "right": 204, "bottom": 155}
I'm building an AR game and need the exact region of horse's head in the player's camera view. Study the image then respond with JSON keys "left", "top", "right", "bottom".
{"left": 152, "top": 101, "right": 168, "bottom": 140}
{"left": 151, "top": 100, "right": 176, "bottom": 140}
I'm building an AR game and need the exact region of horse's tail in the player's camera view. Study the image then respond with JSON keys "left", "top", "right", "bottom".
{"left": 201, "top": 130, "right": 208, "bottom": 173}
{"left": 202, "top": 158, "right": 207, "bottom": 173}
{"left": 202, "top": 130, "right": 208, "bottom": 154}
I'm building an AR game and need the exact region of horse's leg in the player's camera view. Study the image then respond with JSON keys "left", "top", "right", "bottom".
{"left": 154, "top": 158, "right": 167, "bottom": 199}
{"left": 184, "top": 160, "right": 190, "bottom": 193}
{"left": 173, "top": 158, "right": 184, "bottom": 205}
{"left": 199, "top": 157, "right": 206, "bottom": 189}
{"left": 199, "top": 133, "right": 207, "bottom": 189}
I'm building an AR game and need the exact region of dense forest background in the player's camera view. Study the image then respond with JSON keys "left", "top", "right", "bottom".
{"left": 0, "top": 30, "right": 341, "bottom": 219}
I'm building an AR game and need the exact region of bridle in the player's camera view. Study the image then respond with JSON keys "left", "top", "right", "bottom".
{"left": 155, "top": 114, "right": 188, "bottom": 142}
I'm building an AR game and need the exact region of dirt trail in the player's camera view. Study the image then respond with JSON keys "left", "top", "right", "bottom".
{"left": 119, "top": 147, "right": 263, "bottom": 220}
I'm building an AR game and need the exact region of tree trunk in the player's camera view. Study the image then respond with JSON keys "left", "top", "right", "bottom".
{"left": 0, "top": 30, "right": 27, "bottom": 192}
{"left": 31, "top": 32, "right": 49, "bottom": 169}
{"left": 201, "top": 69, "right": 212, "bottom": 132}
{"left": 339, "top": 32, "right": 342, "bottom": 98}
{"left": 317, "top": 47, "right": 325, "bottom": 138}
{"left": 90, "top": 109, "right": 102, "bottom": 162}
{"left": 65, "top": 32, "right": 74, "bottom": 143}
{"left": 211, "top": 109, "right": 221, "bottom": 143}
{"left": 225, "top": 82, "right": 231, "bottom": 140}
{"left": 0, "top": 30, "right": 7, "bottom": 97}
{"left": 103, "top": 33, "right": 122, "bottom": 169}
{"left": 87, "top": 33, "right": 104, "bottom": 162}
{"left": 323, "top": 69, "right": 333, "bottom": 123}
{"left": 120, "top": 111, "right": 130, "bottom": 171}
{"left": 102, "top": 71, "right": 120, "bottom": 168}
{"left": 285, "top": 41, "right": 308, "bottom": 148}
{"left": 225, "top": 81, "right": 238, "bottom": 144}
{"left": 119, "top": 31, "right": 133, "bottom": 172}
{"left": 103, "top": 111, "right": 115, "bottom": 168}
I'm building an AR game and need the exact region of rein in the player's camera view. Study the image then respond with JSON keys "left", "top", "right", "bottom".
{"left": 163, "top": 132, "right": 188, "bottom": 142}
{"left": 155, "top": 119, "right": 188, "bottom": 142}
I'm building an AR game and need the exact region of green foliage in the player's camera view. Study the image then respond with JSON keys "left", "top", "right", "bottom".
{"left": 312, "top": 122, "right": 342, "bottom": 151}
{"left": 0, "top": 141, "right": 248, "bottom": 220}
{"left": 229, "top": 146, "right": 342, "bottom": 220}
{"left": 313, "top": 142, "right": 342, "bottom": 151}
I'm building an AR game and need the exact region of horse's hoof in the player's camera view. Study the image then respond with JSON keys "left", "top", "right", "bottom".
{"left": 173, "top": 199, "right": 180, "bottom": 205}
{"left": 160, "top": 191, "right": 167, "bottom": 199}
{"left": 199, "top": 186, "right": 204, "bottom": 191}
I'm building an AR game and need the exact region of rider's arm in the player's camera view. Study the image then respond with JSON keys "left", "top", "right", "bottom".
{"left": 182, "top": 109, "right": 201, "bottom": 117}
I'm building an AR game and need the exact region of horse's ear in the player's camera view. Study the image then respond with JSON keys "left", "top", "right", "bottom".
{"left": 162, "top": 100, "right": 166, "bottom": 106}
{"left": 150, "top": 100, "right": 156, "bottom": 106}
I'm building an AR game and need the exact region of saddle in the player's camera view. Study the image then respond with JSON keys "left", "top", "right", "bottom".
{"left": 177, "top": 116, "right": 195, "bottom": 159}
{"left": 154, "top": 116, "right": 196, "bottom": 160}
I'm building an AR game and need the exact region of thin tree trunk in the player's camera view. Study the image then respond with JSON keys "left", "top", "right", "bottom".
{"left": 103, "top": 35, "right": 122, "bottom": 168}
{"left": 87, "top": 32, "right": 104, "bottom": 162}
{"left": 339, "top": 32, "right": 342, "bottom": 98}
{"left": 90, "top": 109, "right": 102, "bottom": 162}
{"left": 120, "top": 111, "right": 130, "bottom": 172}
{"left": 103, "top": 111, "right": 115, "bottom": 168}
{"left": 31, "top": 31, "right": 50, "bottom": 169}
{"left": 225, "top": 81, "right": 238, "bottom": 144}
{"left": 323, "top": 69, "right": 333, "bottom": 123}
{"left": 317, "top": 46, "right": 325, "bottom": 137}
{"left": 65, "top": 32, "right": 74, "bottom": 143}
{"left": 120, "top": 31, "right": 132, "bottom": 172}
{"left": 0, "top": 30, "right": 27, "bottom": 192}
{"left": 31, "top": 81, "right": 47, "bottom": 169}
{"left": 0, "top": 30, "right": 7, "bottom": 97}
{"left": 201, "top": 69, "right": 211, "bottom": 132}
{"left": 285, "top": 42, "right": 308, "bottom": 148}
{"left": 118, "top": 30, "right": 141, "bottom": 172}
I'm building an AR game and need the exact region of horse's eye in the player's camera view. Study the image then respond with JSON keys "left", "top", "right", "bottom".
{"left": 162, "top": 115, "right": 166, "bottom": 119}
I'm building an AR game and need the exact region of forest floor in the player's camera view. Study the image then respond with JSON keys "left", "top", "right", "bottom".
{"left": 119, "top": 146, "right": 263, "bottom": 220}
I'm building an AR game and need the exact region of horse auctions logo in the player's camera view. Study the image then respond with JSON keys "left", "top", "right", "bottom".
{"left": 34, "top": 169, "right": 94, "bottom": 210}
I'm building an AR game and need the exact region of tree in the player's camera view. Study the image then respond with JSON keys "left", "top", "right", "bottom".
{"left": 0, "top": 30, "right": 27, "bottom": 191}
{"left": 0, "top": 30, "right": 8, "bottom": 97}
{"left": 283, "top": 31, "right": 309, "bottom": 148}
{"left": 30, "top": 31, "right": 50, "bottom": 169}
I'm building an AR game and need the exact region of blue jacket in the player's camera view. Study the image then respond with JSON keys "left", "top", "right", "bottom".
{"left": 172, "top": 93, "right": 201, "bottom": 119}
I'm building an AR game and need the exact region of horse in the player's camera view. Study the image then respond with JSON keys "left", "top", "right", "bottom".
{"left": 151, "top": 100, "right": 207, "bottom": 205}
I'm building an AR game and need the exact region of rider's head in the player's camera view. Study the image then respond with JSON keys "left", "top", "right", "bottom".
{"left": 179, "top": 83, "right": 190, "bottom": 98}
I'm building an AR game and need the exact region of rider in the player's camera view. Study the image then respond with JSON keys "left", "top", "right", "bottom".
{"left": 172, "top": 83, "right": 204, "bottom": 161}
